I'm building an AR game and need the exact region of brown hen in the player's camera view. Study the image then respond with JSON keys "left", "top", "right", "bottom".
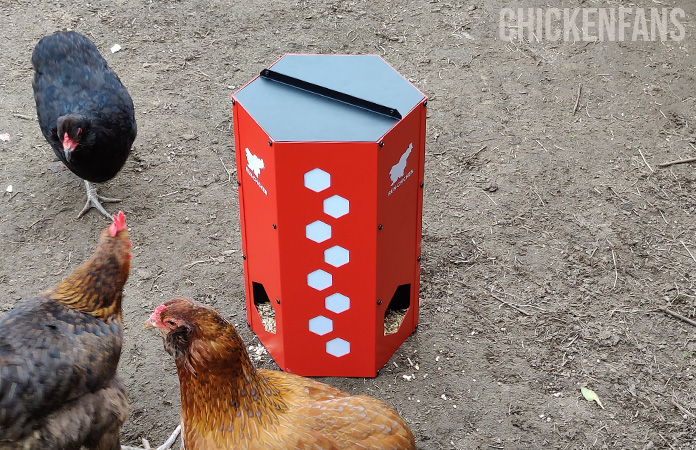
{"left": 0, "top": 212, "right": 131, "bottom": 450}
{"left": 146, "top": 297, "right": 416, "bottom": 450}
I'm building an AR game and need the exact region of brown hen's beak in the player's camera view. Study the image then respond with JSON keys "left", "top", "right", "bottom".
{"left": 144, "top": 318, "right": 167, "bottom": 338}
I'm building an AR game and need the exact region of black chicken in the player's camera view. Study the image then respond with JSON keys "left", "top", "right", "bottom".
{"left": 32, "top": 31, "right": 137, "bottom": 219}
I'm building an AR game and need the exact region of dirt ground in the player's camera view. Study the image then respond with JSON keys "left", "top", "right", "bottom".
{"left": 1, "top": 0, "right": 696, "bottom": 448}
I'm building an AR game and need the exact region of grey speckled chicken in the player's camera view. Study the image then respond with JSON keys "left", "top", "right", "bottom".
{"left": 32, "top": 31, "right": 137, "bottom": 219}
{"left": 0, "top": 212, "right": 131, "bottom": 450}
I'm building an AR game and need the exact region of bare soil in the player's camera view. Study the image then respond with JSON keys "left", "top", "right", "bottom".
{"left": 1, "top": 0, "right": 695, "bottom": 449}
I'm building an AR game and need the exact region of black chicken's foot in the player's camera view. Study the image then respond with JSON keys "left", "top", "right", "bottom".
{"left": 78, "top": 180, "right": 121, "bottom": 219}
{"left": 121, "top": 425, "right": 181, "bottom": 450}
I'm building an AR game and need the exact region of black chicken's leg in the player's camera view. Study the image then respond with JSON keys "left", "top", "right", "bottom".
{"left": 79, "top": 180, "right": 121, "bottom": 219}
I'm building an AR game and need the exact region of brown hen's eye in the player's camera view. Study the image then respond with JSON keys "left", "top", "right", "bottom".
{"left": 166, "top": 320, "right": 176, "bottom": 326}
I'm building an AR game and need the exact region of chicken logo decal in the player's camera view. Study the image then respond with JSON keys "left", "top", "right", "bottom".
{"left": 245, "top": 148, "right": 268, "bottom": 195}
{"left": 388, "top": 143, "right": 414, "bottom": 196}
{"left": 389, "top": 143, "right": 412, "bottom": 185}
{"left": 246, "top": 148, "right": 265, "bottom": 177}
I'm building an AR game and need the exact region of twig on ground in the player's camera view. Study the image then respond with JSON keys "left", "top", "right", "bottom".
{"left": 150, "top": 268, "right": 165, "bottom": 291}
{"left": 13, "top": 113, "right": 35, "bottom": 120}
{"left": 637, "top": 148, "right": 654, "bottom": 173}
{"left": 660, "top": 307, "right": 696, "bottom": 328}
{"left": 563, "top": 334, "right": 579, "bottom": 348}
{"left": 611, "top": 248, "right": 618, "bottom": 288}
{"left": 572, "top": 83, "right": 582, "bottom": 115}
{"left": 608, "top": 186, "right": 626, "bottom": 203}
{"left": 657, "top": 156, "right": 696, "bottom": 169}
{"left": 18, "top": 217, "right": 48, "bottom": 231}
{"left": 646, "top": 395, "right": 666, "bottom": 422}
{"left": 659, "top": 210, "right": 668, "bottom": 224}
{"left": 463, "top": 145, "right": 487, "bottom": 161}
{"left": 680, "top": 241, "right": 696, "bottom": 263}
{"left": 184, "top": 258, "right": 211, "bottom": 269}
{"left": 490, "top": 293, "right": 531, "bottom": 316}
{"left": 672, "top": 398, "right": 696, "bottom": 418}
{"left": 534, "top": 139, "right": 548, "bottom": 152}
{"left": 657, "top": 433, "right": 677, "bottom": 450}
{"left": 219, "top": 156, "right": 233, "bottom": 182}
{"left": 531, "top": 185, "right": 545, "bottom": 206}
{"left": 466, "top": 186, "right": 498, "bottom": 206}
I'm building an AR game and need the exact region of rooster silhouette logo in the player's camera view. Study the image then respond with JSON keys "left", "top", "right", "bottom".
{"left": 389, "top": 143, "right": 413, "bottom": 185}
{"left": 245, "top": 148, "right": 265, "bottom": 178}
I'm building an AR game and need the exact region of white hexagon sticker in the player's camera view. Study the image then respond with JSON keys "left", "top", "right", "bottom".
{"left": 304, "top": 168, "right": 331, "bottom": 192}
{"left": 308, "top": 270, "right": 332, "bottom": 291}
{"left": 308, "top": 315, "right": 333, "bottom": 336}
{"left": 325, "top": 293, "right": 350, "bottom": 314}
{"left": 326, "top": 338, "right": 350, "bottom": 357}
{"left": 323, "top": 195, "right": 349, "bottom": 218}
{"left": 324, "top": 246, "right": 349, "bottom": 267}
{"left": 306, "top": 221, "right": 331, "bottom": 243}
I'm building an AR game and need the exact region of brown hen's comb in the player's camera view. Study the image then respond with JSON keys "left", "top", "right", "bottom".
{"left": 109, "top": 211, "right": 127, "bottom": 237}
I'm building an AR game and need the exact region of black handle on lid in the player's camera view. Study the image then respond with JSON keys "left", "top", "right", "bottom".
{"left": 260, "top": 68, "right": 402, "bottom": 120}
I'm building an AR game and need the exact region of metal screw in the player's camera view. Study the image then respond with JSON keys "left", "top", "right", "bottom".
{"left": 242, "top": 254, "right": 246, "bottom": 260}
{"left": 273, "top": 223, "right": 277, "bottom": 229}
{"left": 237, "top": 180, "right": 241, "bottom": 186}
{"left": 423, "top": 100, "right": 428, "bottom": 107}
{"left": 246, "top": 321, "right": 251, "bottom": 328}
{"left": 268, "top": 140, "right": 273, "bottom": 146}
{"left": 276, "top": 299, "right": 280, "bottom": 304}
{"left": 378, "top": 224, "right": 383, "bottom": 230}
{"left": 417, "top": 256, "right": 422, "bottom": 262}
{"left": 420, "top": 182, "right": 424, "bottom": 188}
{"left": 379, "top": 141, "right": 384, "bottom": 147}
{"left": 231, "top": 99, "right": 236, "bottom": 105}
{"left": 377, "top": 299, "right": 382, "bottom": 305}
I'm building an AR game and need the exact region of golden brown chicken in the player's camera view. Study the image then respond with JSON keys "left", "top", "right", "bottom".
{"left": 146, "top": 297, "right": 416, "bottom": 450}
{"left": 0, "top": 212, "right": 131, "bottom": 450}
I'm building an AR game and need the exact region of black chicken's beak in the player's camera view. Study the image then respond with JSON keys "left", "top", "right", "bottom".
{"left": 64, "top": 149, "right": 72, "bottom": 162}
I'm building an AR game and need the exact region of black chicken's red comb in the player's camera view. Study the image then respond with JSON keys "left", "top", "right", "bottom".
{"left": 109, "top": 211, "right": 127, "bottom": 237}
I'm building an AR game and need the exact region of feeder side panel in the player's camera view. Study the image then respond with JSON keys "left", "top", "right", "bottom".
{"left": 374, "top": 104, "right": 426, "bottom": 370}
{"left": 274, "top": 141, "right": 379, "bottom": 377}
{"left": 233, "top": 102, "right": 285, "bottom": 365}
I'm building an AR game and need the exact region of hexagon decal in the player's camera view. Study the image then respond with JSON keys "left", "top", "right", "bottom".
{"left": 323, "top": 195, "right": 349, "bottom": 218}
{"left": 308, "top": 270, "right": 332, "bottom": 291}
{"left": 325, "top": 293, "right": 350, "bottom": 314}
{"left": 326, "top": 338, "right": 350, "bottom": 357}
{"left": 309, "top": 315, "right": 333, "bottom": 336}
{"left": 304, "top": 168, "right": 331, "bottom": 192}
{"left": 324, "top": 246, "right": 349, "bottom": 267}
{"left": 306, "top": 220, "right": 331, "bottom": 243}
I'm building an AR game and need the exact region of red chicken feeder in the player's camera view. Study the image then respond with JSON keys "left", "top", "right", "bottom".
{"left": 232, "top": 54, "right": 426, "bottom": 377}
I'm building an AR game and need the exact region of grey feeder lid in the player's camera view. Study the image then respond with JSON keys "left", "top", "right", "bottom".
{"left": 234, "top": 54, "right": 425, "bottom": 142}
